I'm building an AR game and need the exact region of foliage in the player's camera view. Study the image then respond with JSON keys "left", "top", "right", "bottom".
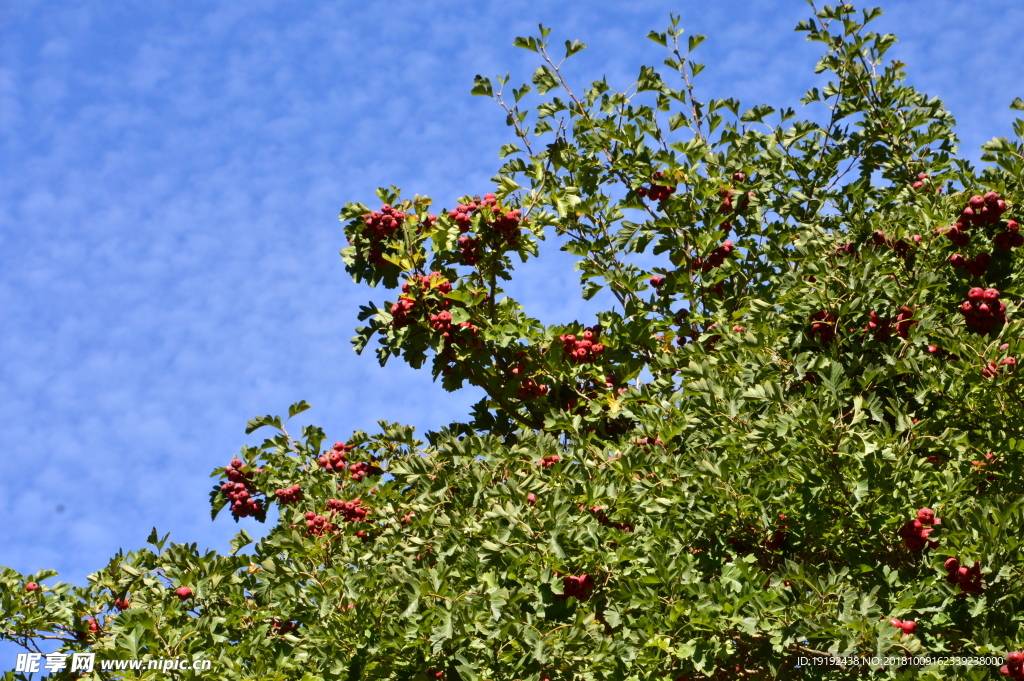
{"left": 5, "top": 3, "right": 1024, "bottom": 679}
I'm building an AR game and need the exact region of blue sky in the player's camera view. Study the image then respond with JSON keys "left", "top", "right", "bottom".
{"left": 1, "top": 0, "right": 1023, "bottom": 666}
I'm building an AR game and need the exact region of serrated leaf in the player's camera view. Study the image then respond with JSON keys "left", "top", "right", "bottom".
{"left": 287, "top": 400, "right": 311, "bottom": 419}
{"left": 471, "top": 75, "right": 493, "bottom": 97}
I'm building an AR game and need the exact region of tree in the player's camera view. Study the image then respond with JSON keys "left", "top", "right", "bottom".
{"left": 4, "top": 2, "right": 1024, "bottom": 679}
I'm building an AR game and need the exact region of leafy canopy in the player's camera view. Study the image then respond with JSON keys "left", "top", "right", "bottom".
{"left": 5, "top": 3, "right": 1024, "bottom": 679}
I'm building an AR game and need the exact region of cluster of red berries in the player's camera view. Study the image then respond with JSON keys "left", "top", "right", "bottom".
{"left": 424, "top": 668, "right": 444, "bottom": 680}
{"left": 516, "top": 376, "right": 549, "bottom": 399}
{"left": 982, "top": 356, "right": 1016, "bottom": 378}
{"left": 972, "top": 452, "right": 998, "bottom": 483}
{"left": 298, "top": 499, "right": 372, "bottom": 538}
{"left": 994, "top": 220, "right": 1023, "bottom": 250}
{"left": 447, "top": 193, "right": 504, "bottom": 232}
{"left": 719, "top": 174, "right": 753, "bottom": 213}
{"left": 538, "top": 454, "right": 561, "bottom": 469}
{"left": 948, "top": 251, "right": 991, "bottom": 277}
{"left": 268, "top": 619, "right": 298, "bottom": 636}
{"left": 450, "top": 320, "right": 481, "bottom": 345}
{"left": 390, "top": 296, "right": 416, "bottom": 328}
{"left": 448, "top": 194, "right": 524, "bottom": 262}
{"left": 938, "top": 224, "right": 971, "bottom": 247}
{"left": 898, "top": 508, "right": 940, "bottom": 552}
{"left": 429, "top": 310, "right": 453, "bottom": 331}
{"left": 870, "top": 230, "right": 918, "bottom": 261}
{"left": 911, "top": 171, "right": 933, "bottom": 191}
{"left": 959, "top": 191, "right": 1009, "bottom": 227}
{"left": 959, "top": 287, "right": 1006, "bottom": 335}
{"left": 402, "top": 272, "right": 452, "bottom": 296}
{"left": 864, "top": 307, "right": 916, "bottom": 341}
{"left": 448, "top": 201, "right": 479, "bottom": 232}
{"left": 631, "top": 436, "right": 665, "bottom": 447}
{"left": 888, "top": 618, "right": 917, "bottom": 637}
{"left": 348, "top": 461, "right": 372, "bottom": 482}
{"left": 303, "top": 512, "right": 337, "bottom": 537}
{"left": 808, "top": 310, "right": 838, "bottom": 344}
{"left": 559, "top": 327, "right": 605, "bottom": 363}
{"left": 363, "top": 204, "right": 406, "bottom": 239}
{"left": 636, "top": 171, "right": 675, "bottom": 203}
{"left": 581, "top": 505, "right": 634, "bottom": 532}
{"left": 691, "top": 240, "right": 734, "bottom": 273}
{"left": 489, "top": 207, "right": 523, "bottom": 242}
{"left": 674, "top": 310, "right": 697, "bottom": 347}
{"left": 221, "top": 458, "right": 263, "bottom": 518}
{"left": 763, "top": 514, "right": 788, "bottom": 552}
{"left": 943, "top": 557, "right": 984, "bottom": 595}
{"left": 113, "top": 597, "right": 130, "bottom": 611}
{"left": 1001, "top": 652, "right": 1024, "bottom": 678}
{"left": 326, "top": 498, "right": 372, "bottom": 523}
{"left": 361, "top": 204, "right": 413, "bottom": 267}
{"left": 274, "top": 485, "right": 302, "bottom": 505}
{"left": 390, "top": 272, "right": 453, "bottom": 329}
{"left": 317, "top": 441, "right": 355, "bottom": 472}
{"left": 557, "top": 573, "right": 596, "bottom": 602}
{"left": 457, "top": 235, "right": 481, "bottom": 264}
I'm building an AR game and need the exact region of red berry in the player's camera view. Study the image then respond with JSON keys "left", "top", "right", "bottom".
{"left": 25, "top": 582, "right": 39, "bottom": 592}
{"left": 230, "top": 458, "right": 244, "bottom": 469}
{"left": 1007, "top": 652, "right": 1024, "bottom": 665}
{"left": 175, "top": 586, "right": 193, "bottom": 601}
{"left": 901, "top": 620, "right": 916, "bottom": 634}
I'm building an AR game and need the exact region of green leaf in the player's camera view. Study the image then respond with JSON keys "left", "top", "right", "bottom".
{"left": 287, "top": 400, "right": 311, "bottom": 419}
{"left": 564, "top": 39, "right": 586, "bottom": 58}
{"left": 471, "top": 75, "right": 493, "bottom": 97}
{"left": 246, "top": 414, "right": 283, "bottom": 434}
{"left": 647, "top": 31, "right": 667, "bottom": 47}
{"left": 229, "top": 529, "right": 253, "bottom": 555}
{"left": 513, "top": 36, "right": 539, "bottom": 52}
